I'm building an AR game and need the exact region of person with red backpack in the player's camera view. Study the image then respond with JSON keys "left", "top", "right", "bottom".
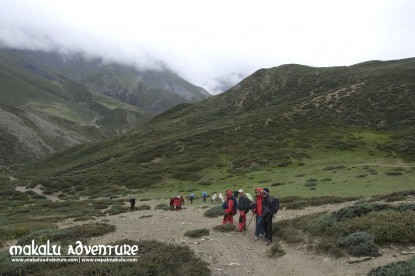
{"left": 222, "top": 190, "right": 237, "bottom": 224}
{"left": 169, "top": 197, "right": 175, "bottom": 210}
{"left": 251, "top": 187, "right": 265, "bottom": 240}
{"left": 173, "top": 196, "right": 182, "bottom": 211}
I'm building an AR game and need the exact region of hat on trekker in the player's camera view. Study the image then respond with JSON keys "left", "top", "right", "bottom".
{"left": 262, "top": 188, "right": 269, "bottom": 194}
{"left": 238, "top": 189, "right": 244, "bottom": 193}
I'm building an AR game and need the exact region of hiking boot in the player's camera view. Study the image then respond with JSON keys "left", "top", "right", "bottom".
{"left": 266, "top": 240, "right": 273, "bottom": 246}
{"left": 258, "top": 233, "right": 265, "bottom": 238}
{"left": 254, "top": 236, "right": 259, "bottom": 240}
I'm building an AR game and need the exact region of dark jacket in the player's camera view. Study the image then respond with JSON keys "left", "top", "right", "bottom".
{"left": 237, "top": 194, "right": 250, "bottom": 213}
{"left": 262, "top": 196, "right": 279, "bottom": 218}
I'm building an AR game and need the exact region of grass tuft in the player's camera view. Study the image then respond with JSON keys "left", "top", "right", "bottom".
{"left": 203, "top": 206, "right": 224, "bottom": 218}
{"left": 213, "top": 224, "right": 236, "bottom": 232}
{"left": 368, "top": 257, "right": 415, "bottom": 276}
{"left": 269, "top": 243, "right": 286, "bottom": 258}
{"left": 184, "top": 228, "right": 210, "bottom": 238}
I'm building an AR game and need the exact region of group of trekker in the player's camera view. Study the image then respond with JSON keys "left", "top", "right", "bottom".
{"left": 222, "top": 187, "right": 279, "bottom": 246}
{"left": 169, "top": 192, "right": 210, "bottom": 210}
{"left": 188, "top": 192, "right": 208, "bottom": 204}
{"left": 169, "top": 195, "right": 185, "bottom": 210}
{"left": 129, "top": 187, "right": 279, "bottom": 245}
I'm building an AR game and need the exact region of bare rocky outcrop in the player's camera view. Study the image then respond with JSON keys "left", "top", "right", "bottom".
{"left": 0, "top": 107, "right": 89, "bottom": 164}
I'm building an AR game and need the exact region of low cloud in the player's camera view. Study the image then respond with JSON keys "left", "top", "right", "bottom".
{"left": 2, "top": 0, "right": 415, "bottom": 94}
{"left": 203, "top": 72, "right": 247, "bottom": 95}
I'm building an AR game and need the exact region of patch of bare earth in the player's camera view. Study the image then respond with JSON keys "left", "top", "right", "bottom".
{"left": 58, "top": 200, "right": 414, "bottom": 276}
{"left": 15, "top": 184, "right": 61, "bottom": 201}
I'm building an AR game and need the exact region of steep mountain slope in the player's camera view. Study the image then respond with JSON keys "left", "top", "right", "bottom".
{"left": 0, "top": 51, "right": 151, "bottom": 164}
{"left": 15, "top": 58, "right": 415, "bottom": 198}
{"left": 0, "top": 48, "right": 211, "bottom": 164}
{"left": 2, "top": 49, "right": 211, "bottom": 112}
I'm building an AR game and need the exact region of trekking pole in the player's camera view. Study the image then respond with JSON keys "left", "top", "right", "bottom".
{"left": 243, "top": 213, "right": 255, "bottom": 236}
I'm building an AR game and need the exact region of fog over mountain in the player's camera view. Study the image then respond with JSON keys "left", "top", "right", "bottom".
{"left": 1, "top": 0, "right": 415, "bottom": 94}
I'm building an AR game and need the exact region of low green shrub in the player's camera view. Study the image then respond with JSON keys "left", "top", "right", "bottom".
{"left": 323, "top": 165, "right": 347, "bottom": 170}
{"left": 0, "top": 239, "right": 211, "bottom": 276}
{"left": 367, "top": 169, "right": 378, "bottom": 175}
{"left": 373, "top": 190, "right": 415, "bottom": 202}
{"left": 92, "top": 201, "right": 109, "bottom": 210}
{"left": 277, "top": 161, "right": 291, "bottom": 167}
{"left": 306, "top": 212, "right": 337, "bottom": 235}
{"left": 139, "top": 215, "right": 153, "bottom": 219}
{"left": 269, "top": 243, "right": 286, "bottom": 258}
{"left": 203, "top": 206, "right": 224, "bottom": 218}
{"left": 273, "top": 202, "right": 415, "bottom": 258}
{"left": 304, "top": 182, "right": 317, "bottom": 187}
{"left": 105, "top": 205, "right": 129, "bottom": 215}
{"left": 337, "top": 210, "right": 415, "bottom": 244}
{"left": 282, "top": 196, "right": 360, "bottom": 210}
{"left": 136, "top": 205, "right": 151, "bottom": 211}
{"left": 315, "top": 238, "right": 344, "bottom": 257}
{"left": 155, "top": 203, "right": 170, "bottom": 210}
{"left": 73, "top": 216, "right": 96, "bottom": 222}
{"left": 282, "top": 199, "right": 308, "bottom": 209}
{"left": 396, "top": 203, "right": 415, "bottom": 212}
{"left": 184, "top": 228, "right": 210, "bottom": 238}
{"left": 0, "top": 222, "right": 57, "bottom": 241}
{"left": 385, "top": 171, "right": 402, "bottom": 176}
{"left": 17, "top": 223, "right": 116, "bottom": 245}
{"left": 272, "top": 222, "right": 304, "bottom": 244}
{"left": 280, "top": 195, "right": 302, "bottom": 203}
{"left": 271, "top": 182, "right": 285, "bottom": 186}
{"left": 213, "top": 224, "right": 236, "bottom": 232}
{"left": 31, "top": 194, "right": 47, "bottom": 200}
{"left": 337, "top": 232, "right": 380, "bottom": 257}
{"left": 368, "top": 257, "right": 415, "bottom": 276}
{"left": 332, "top": 203, "right": 389, "bottom": 221}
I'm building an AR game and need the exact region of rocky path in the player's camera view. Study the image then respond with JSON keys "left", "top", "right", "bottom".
{"left": 62, "top": 201, "right": 413, "bottom": 276}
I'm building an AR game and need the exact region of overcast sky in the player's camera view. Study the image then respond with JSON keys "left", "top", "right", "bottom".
{"left": 1, "top": 0, "right": 415, "bottom": 94}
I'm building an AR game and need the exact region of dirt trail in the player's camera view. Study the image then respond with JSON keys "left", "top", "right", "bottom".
{"left": 61, "top": 201, "right": 413, "bottom": 276}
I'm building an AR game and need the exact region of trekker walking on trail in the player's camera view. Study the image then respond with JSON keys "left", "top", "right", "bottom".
{"left": 236, "top": 189, "right": 250, "bottom": 232}
{"left": 251, "top": 187, "right": 265, "bottom": 240}
{"left": 202, "top": 192, "right": 208, "bottom": 203}
{"left": 189, "top": 194, "right": 195, "bottom": 204}
{"left": 222, "top": 190, "right": 237, "bottom": 224}
{"left": 262, "top": 188, "right": 279, "bottom": 246}
{"left": 169, "top": 197, "right": 175, "bottom": 210}
{"left": 129, "top": 197, "right": 136, "bottom": 211}
{"left": 174, "top": 196, "right": 182, "bottom": 211}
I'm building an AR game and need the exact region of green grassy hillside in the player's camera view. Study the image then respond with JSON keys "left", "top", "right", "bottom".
{"left": 10, "top": 57, "right": 415, "bottom": 200}
{"left": 0, "top": 51, "right": 151, "bottom": 164}
{"left": 0, "top": 48, "right": 212, "bottom": 164}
